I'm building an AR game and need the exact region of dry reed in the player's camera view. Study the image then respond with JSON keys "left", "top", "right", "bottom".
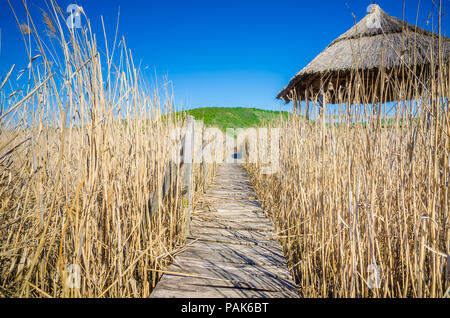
{"left": 0, "top": 0, "right": 209, "bottom": 297}
{"left": 246, "top": 14, "right": 449, "bottom": 297}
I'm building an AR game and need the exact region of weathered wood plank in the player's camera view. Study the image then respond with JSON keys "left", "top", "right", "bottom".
{"left": 192, "top": 212, "right": 271, "bottom": 222}
{"left": 205, "top": 191, "right": 258, "bottom": 198}
{"left": 207, "top": 184, "right": 255, "bottom": 191}
{"left": 172, "top": 241, "right": 288, "bottom": 266}
{"left": 188, "top": 236, "right": 278, "bottom": 247}
{"left": 190, "top": 219, "right": 274, "bottom": 232}
{"left": 193, "top": 211, "right": 269, "bottom": 221}
{"left": 190, "top": 226, "right": 277, "bottom": 241}
{"left": 151, "top": 281, "right": 294, "bottom": 298}
{"left": 152, "top": 275, "right": 298, "bottom": 297}
{"left": 168, "top": 258, "right": 295, "bottom": 280}
{"left": 209, "top": 203, "right": 263, "bottom": 212}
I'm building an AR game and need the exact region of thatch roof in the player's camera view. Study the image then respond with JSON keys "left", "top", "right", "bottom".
{"left": 277, "top": 4, "right": 450, "bottom": 103}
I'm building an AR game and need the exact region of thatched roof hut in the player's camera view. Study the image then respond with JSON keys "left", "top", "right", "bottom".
{"left": 277, "top": 4, "right": 450, "bottom": 106}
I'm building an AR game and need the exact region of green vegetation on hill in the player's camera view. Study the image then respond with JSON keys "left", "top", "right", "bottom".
{"left": 174, "top": 107, "right": 291, "bottom": 132}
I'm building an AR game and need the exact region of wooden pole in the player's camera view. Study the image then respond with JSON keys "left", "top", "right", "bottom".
{"left": 319, "top": 78, "right": 326, "bottom": 124}
{"left": 305, "top": 89, "right": 310, "bottom": 121}
{"left": 318, "top": 93, "right": 324, "bottom": 118}
{"left": 320, "top": 93, "right": 327, "bottom": 144}
{"left": 202, "top": 123, "right": 207, "bottom": 192}
{"left": 183, "top": 116, "right": 195, "bottom": 237}
{"left": 292, "top": 89, "right": 298, "bottom": 115}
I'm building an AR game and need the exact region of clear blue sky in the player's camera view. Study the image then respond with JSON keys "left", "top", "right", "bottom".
{"left": 0, "top": 0, "right": 448, "bottom": 111}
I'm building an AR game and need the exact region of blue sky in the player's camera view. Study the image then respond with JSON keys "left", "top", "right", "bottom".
{"left": 0, "top": 0, "right": 448, "bottom": 111}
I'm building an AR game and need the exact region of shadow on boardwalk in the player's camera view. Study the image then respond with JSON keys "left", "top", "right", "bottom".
{"left": 150, "top": 164, "right": 299, "bottom": 298}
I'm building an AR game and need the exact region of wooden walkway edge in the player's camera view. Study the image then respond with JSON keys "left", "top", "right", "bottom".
{"left": 150, "top": 164, "right": 299, "bottom": 298}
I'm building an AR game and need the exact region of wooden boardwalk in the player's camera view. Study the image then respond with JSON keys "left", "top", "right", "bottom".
{"left": 150, "top": 164, "right": 298, "bottom": 298}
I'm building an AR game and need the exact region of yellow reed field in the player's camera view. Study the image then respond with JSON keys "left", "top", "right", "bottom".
{"left": 246, "top": 61, "right": 449, "bottom": 297}
{"left": 0, "top": 0, "right": 210, "bottom": 297}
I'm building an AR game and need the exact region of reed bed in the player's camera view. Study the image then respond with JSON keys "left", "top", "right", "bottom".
{"left": 1, "top": 0, "right": 448, "bottom": 299}
{"left": 246, "top": 50, "right": 449, "bottom": 297}
{"left": 0, "top": 1, "right": 206, "bottom": 297}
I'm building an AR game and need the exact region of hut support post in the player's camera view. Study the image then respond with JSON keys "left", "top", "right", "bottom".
{"left": 305, "top": 89, "right": 310, "bottom": 121}
{"left": 292, "top": 89, "right": 299, "bottom": 115}
{"left": 318, "top": 93, "right": 325, "bottom": 120}
{"left": 319, "top": 93, "right": 327, "bottom": 138}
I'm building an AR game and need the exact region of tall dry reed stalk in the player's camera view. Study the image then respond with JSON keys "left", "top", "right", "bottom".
{"left": 0, "top": 0, "right": 203, "bottom": 297}
{"left": 246, "top": 40, "right": 449, "bottom": 299}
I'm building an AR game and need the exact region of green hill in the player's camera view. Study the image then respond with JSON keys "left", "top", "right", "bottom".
{"left": 174, "top": 107, "right": 291, "bottom": 132}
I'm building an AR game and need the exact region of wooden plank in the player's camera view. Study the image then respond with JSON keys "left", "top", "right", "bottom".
{"left": 175, "top": 241, "right": 288, "bottom": 266}
{"left": 206, "top": 189, "right": 257, "bottom": 196}
{"left": 189, "top": 236, "right": 278, "bottom": 247}
{"left": 208, "top": 184, "right": 255, "bottom": 190}
{"left": 195, "top": 205, "right": 264, "bottom": 212}
{"left": 206, "top": 200, "right": 263, "bottom": 210}
{"left": 210, "top": 180, "right": 254, "bottom": 187}
{"left": 193, "top": 209, "right": 268, "bottom": 218}
{"left": 190, "top": 219, "right": 274, "bottom": 232}
{"left": 192, "top": 212, "right": 271, "bottom": 221}
{"left": 193, "top": 211, "right": 268, "bottom": 219}
{"left": 195, "top": 203, "right": 264, "bottom": 211}
{"left": 190, "top": 226, "right": 277, "bottom": 241}
{"left": 191, "top": 217, "right": 274, "bottom": 232}
{"left": 169, "top": 258, "right": 295, "bottom": 280}
{"left": 151, "top": 280, "right": 294, "bottom": 298}
{"left": 203, "top": 195, "right": 259, "bottom": 201}
{"left": 152, "top": 275, "right": 298, "bottom": 297}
